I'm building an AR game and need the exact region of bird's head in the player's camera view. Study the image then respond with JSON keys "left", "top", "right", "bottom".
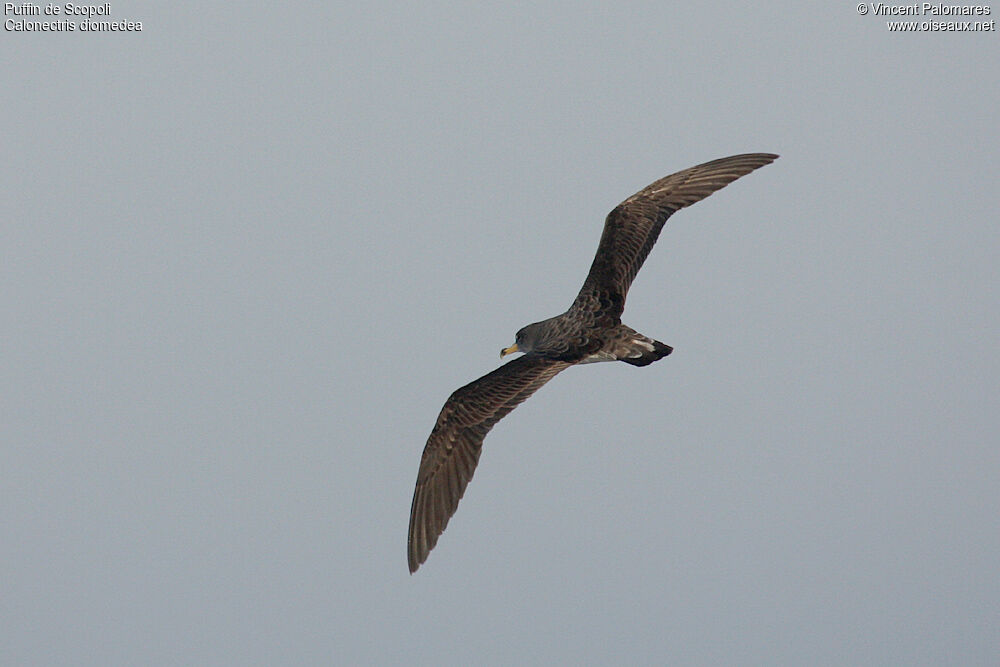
{"left": 501, "top": 322, "right": 545, "bottom": 358}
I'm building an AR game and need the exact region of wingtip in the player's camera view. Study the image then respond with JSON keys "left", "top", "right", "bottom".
{"left": 407, "top": 549, "right": 422, "bottom": 574}
{"left": 732, "top": 152, "right": 780, "bottom": 171}
{"left": 731, "top": 152, "right": 779, "bottom": 163}
{"left": 739, "top": 152, "right": 779, "bottom": 163}
{"left": 407, "top": 532, "right": 424, "bottom": 574}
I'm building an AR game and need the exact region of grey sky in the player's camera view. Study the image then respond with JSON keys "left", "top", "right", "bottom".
{"left": 3, "top": 2, "right": 998, "bottom": 665}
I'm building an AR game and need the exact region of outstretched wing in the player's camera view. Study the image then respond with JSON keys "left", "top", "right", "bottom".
{"left": 570, "top": 153, "right": 778, "bottom": 321}
{"left": 407, "top": 354, "right": 571, "bottom": 573}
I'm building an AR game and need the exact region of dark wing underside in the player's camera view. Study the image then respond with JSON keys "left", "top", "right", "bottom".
{"left": 407, "top": 354, "right": 571, "bottom": 573}
{"left": 570, "top": 153, "right": 778, "bottom": 322}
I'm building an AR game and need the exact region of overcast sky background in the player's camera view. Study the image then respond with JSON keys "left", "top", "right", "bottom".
{"left": 3, "top": 2, "right": 998, "bottom": 665}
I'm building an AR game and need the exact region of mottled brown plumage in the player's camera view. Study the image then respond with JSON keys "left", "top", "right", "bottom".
{"left": 408, "top": 153, "right": 778, "bottom": 573}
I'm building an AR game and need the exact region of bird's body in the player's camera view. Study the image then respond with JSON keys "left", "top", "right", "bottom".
{"left": 408, "top": 153, "right": 778, "bottom": 573}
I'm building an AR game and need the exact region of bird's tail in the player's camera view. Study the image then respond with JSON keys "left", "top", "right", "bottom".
{"left": 614, "top": 326, "right": 673, "bottom": 367}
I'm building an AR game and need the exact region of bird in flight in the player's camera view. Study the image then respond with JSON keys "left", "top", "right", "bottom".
{"left": 407, "top": 153, "right": 778, "bottom": 573}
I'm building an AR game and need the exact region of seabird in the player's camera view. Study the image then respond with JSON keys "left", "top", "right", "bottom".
{"left": 407, "top": 153, "right": 778, "bottom": 573}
